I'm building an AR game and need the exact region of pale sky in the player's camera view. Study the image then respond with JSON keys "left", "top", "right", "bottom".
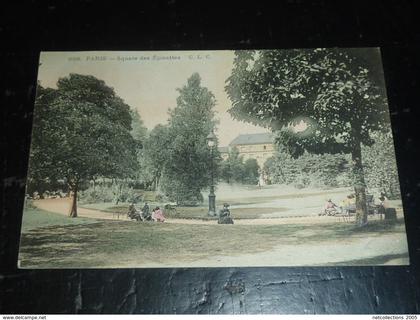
{"left": 38, "top": 51, "right": 270, "bottom": 146}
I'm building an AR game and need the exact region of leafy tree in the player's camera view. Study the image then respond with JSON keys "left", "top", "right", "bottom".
{"left": 220, "top": 160, "right": 233, "bottom": 184}
{"left": 220, "top": 147, "right": 245, "bottom": 183}
{"left": 161, "top": 73, "right": 219, "bottom": 205}
{"left": 220, "top": 148, "right": 260, "bottom": 185}
{"left": 130, "top": 109, "right": 148, "bottom": 148}
{"left": 243, "top": 158, "right": 260, "bottom": 185}
{"left": 226, "top": 49, "right": 390, "bottom": 225}
{"left": 263, "top": 146, "right": 291, "bottom": 185}
{"left": 128, "top": 109, "right": 149, "bottom": 190}
{"left": 29, "top": 74, "right": 138, "bottom": 217}
{"left": 142, "top": 124, "right": 172, "bottom": 190}
{"left": 362, "top": 131, "right": 401, "bottom": 199}
{"left": 27, "top": 85, "right": 62, "bottom": 197}
{"left": 264, "top": 148, "right": 351, "bottom": 188}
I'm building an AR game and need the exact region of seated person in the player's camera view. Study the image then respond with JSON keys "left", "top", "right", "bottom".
{"left": 142, "top": 202, "right": 152, "bottom": 221}
{"left": 340, "top": 194, "right": 356, "bottom": 214}
{"left": 323, "top": 199, "right": 338, "bottom": 215}
{"left": 218, "top": 203, "right": 234, "bottom": 224}
{"left": 152, "top": 206, "right": 165, "bottom": 222}
{"left": 128, "top": 203, "right": 143, "bottom": 221}
{"left": 219, "top": 203, "right": 231, "bottom": 217}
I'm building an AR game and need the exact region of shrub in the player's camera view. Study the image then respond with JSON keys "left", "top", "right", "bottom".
{"left": 79, "top": 182, "right": 142, "bottom": 204}
{"left": 264, "top": 150, "right": 351, "bottom": 189}
{"left": 362, "top": 132, "right": 401, "bottom": 199}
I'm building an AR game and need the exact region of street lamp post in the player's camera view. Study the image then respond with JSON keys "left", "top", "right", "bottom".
{"left": 206, "top": 131, "right": 217, "bottom": 216}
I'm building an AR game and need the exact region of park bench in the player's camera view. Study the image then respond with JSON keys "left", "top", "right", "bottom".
{"left": 337, "top": 194, "right": 398, "bottom": 221}
{"left": 163, "top": 203, "right": 178, "bottom": 217}
{"left": 335, "top": 212, "right": 352, "bottom": 223}
{"left": 343, "top": 194, "right": 376, "bottom": 215}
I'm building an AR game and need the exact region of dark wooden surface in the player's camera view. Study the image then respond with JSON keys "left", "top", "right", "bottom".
{"left": 1, "top": 1, "right": 420, "bottom": 314}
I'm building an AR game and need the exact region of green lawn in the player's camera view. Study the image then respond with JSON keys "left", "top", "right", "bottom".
{"left": 19, "top": 209, "right": 408, "bottom": 268}
{"left": 21, "top": 207, "right": 97, "bottom": 232}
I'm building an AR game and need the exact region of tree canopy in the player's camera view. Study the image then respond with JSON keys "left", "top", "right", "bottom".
{"left": 220, "top": 148, "right": 260, "bottom": 185}
{"left": 362, "top": 132, "right": 401, "bottom": 199}
{"left": 264, "top": 147, "right": 351, "bottom": 188}
{"left": 29, "top": 74, "right": 138, "bottom": 217}
{"left": 130, "top": 109, "right": 148, "bottom": 149}
{"left": 141, "top": 124, "right": 172, "bottom": 190}
{"left": 225, "top": 49, "right": 391, "bottom": 225}
{"left": 226, "top": 48, "right": 389, "bottom": 156}
{"left": 161, "top": 73, "right": 220, "bottom": 205}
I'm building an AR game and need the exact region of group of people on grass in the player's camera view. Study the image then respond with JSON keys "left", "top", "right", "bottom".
{"left": 127, "top": 202, "right": 234, "bottom": 224}
{"left": 321, "top": 192, "right": 389, "bottom": 216}
{"left": 127, "top": 202, "right": 165, "bottom": 222}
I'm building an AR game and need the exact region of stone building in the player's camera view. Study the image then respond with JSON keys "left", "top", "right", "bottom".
{"left": 219, "top": 132, "right": 275, "bottom": 167}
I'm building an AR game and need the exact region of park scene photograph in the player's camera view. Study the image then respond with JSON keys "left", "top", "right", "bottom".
{"left": 18, "top": 49, "right": 409, "bottom": 268}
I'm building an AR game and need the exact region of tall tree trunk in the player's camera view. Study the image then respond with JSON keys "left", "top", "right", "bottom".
{"left": 69, "top": 183, "right": 78, "bottom": 218}
{"left": 351, "top": 141, "right": 368, "bottom": 226}
{"left": 115, "top": 180, "right": 123, "bottom": 205}
{"left": 155, "top": 171, "right": 161, "bottom": 191}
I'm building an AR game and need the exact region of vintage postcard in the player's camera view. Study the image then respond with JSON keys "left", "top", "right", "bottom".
{"left": 18, "top": 49, "right": 409, "bottom": 268}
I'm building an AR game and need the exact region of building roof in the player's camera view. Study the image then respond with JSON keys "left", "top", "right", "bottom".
{"left": 229, "top": 132, "right": 274, "bottom": 146}
{"left": 218, "top": 146, "right": 229, "bottom": 153}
